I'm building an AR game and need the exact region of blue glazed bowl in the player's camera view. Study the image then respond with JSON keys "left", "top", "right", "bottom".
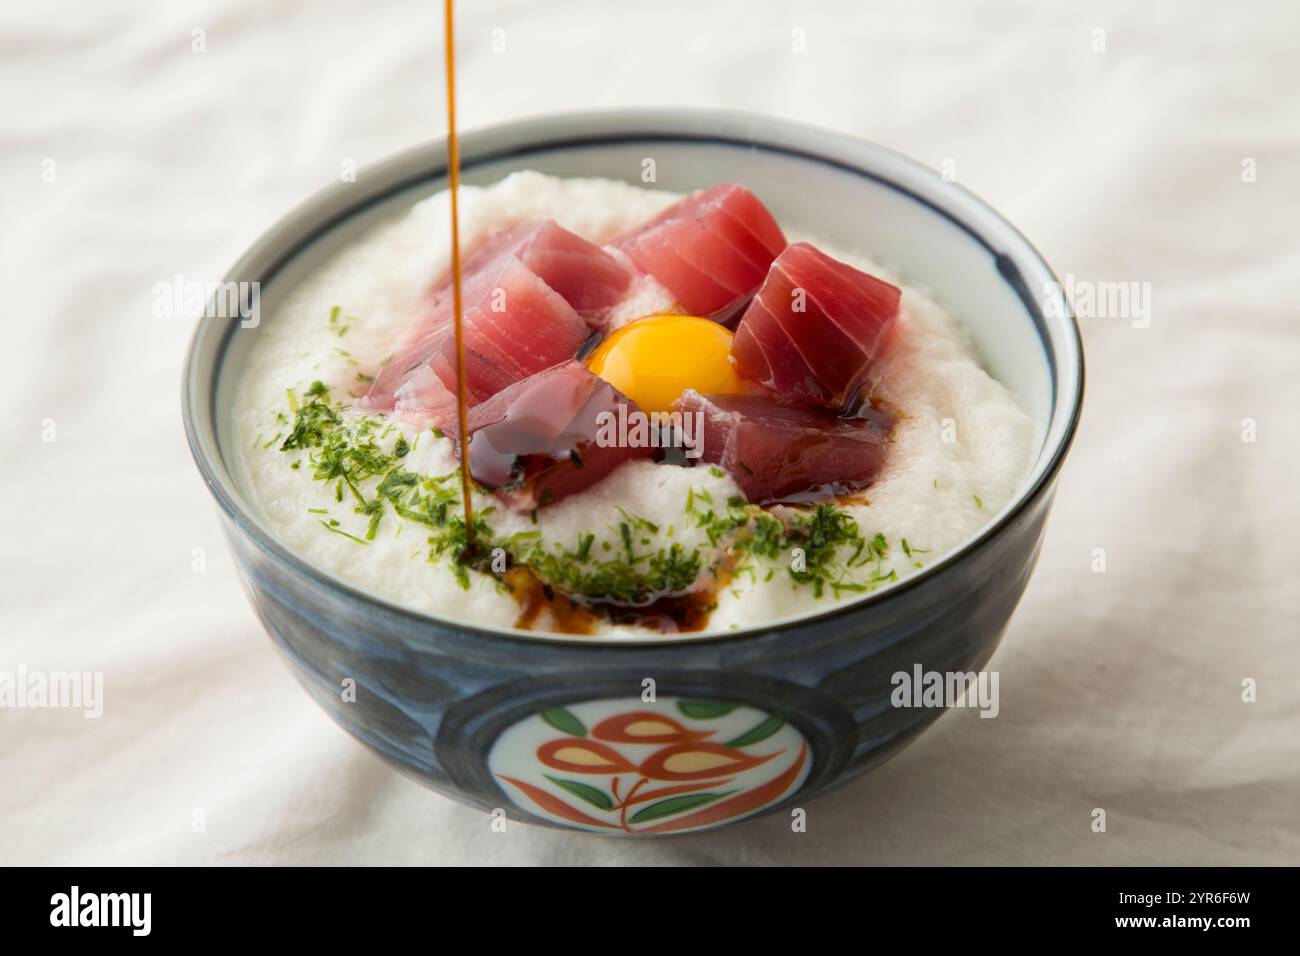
{"left": 183, "top": 110, "right": 1082, "bottom": 836}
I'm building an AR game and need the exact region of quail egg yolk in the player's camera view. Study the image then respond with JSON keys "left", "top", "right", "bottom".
{"left": 585, "top": 314, "right": 745, "bottom": 414}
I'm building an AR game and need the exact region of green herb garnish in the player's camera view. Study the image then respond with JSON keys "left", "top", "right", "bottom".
{"left": 272, "top": 385, "right": 917, "bottom": 607}
{"left": 328, "top": 305, "right": 354, "bottom": 337}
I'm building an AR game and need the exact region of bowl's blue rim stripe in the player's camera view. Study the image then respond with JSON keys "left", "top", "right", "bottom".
{"left": 191, "top": 130, "right": 1084, "bottom": 648}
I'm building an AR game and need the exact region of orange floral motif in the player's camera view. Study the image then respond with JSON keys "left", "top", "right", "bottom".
{"left": 499, "top": 700, "right": 803, "bottom": 834}
{"left": 536, "top": 738, "right": 638, "bottom": 775}
{"left": 637, "top": 741, "right": 779, "bottom": 781}
{"left": 639, "top": 744, "right": 808, "bottom": 835}
{"left": 496, "top": 776, "right": 620, "bottom": 830}
{"left": 591, "top": 711, "right": 713, "bottom": 744}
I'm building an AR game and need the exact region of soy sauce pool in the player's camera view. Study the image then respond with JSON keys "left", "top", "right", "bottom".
{"left": 501, "top": 566, "right": 719, "bottom": 635}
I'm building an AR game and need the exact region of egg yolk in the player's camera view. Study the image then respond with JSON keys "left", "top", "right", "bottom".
{"left": 585, "top": 314, "right": 745, "bottom": 413}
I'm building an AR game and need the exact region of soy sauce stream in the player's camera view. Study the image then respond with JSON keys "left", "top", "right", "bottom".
{"left": 443, "top": 0, "right": 475, "bottom": 555}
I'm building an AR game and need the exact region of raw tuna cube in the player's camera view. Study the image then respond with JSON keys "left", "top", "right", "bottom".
{"left": 675, "top": 390, "right": 892, "bottom": 504}
{"left": 731, "top": 242, "right": 901, "bottom": 408}
{"left": 435, "top": 257, "right": 593, "bottom": 403}
{"left": 362, "top": 221, "right": 630, "bottom": 423}
{"left": 518, "top": 221, "right": 633, "bottom": 325}
{"left": 619, "top": 184, "right": 786, "bottom": 322}
{"left": 391, "top": 365, "right": 457, "bottom": 428}
{"left": 463, "top": 361, "right": 652, "bottom": 510}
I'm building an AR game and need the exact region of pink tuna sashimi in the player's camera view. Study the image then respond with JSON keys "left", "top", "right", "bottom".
{"left": 433, "top": 258, "right": 593, "bottom": 403}
{"left": 731, "top": 242, "right": 901, "bottom": 409}
{"left": 426, "top": 220, "right": 631, "bottom": 331}
{"left": 619, "top": 184, "right": 786, "bottom": 322}
{"left": 391, "top": 365, "right": 457, "bottom": 427}
{"left": 518, "top": 221, "right": 633, "bottom": 325}
{"left": 367, "top": 223, "right": 535, "bottom": 404}
{"left": 363, "top": 221, "right": 615, "bottom": 423}
{"left": 675, "top": 391, "right": 893, "bottom": 504}
{"left": 459, "top": 360, "right": 652, "bottom": 511}
{"left": 432, "top": 220, "right": 629, "bottom": 332}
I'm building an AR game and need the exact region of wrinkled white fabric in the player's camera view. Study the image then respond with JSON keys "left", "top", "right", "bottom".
{"left": 1, "top": 0, "right": 1296, "bottom": 865}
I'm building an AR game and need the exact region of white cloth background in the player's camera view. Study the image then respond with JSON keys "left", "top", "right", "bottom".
{"left": 2, "top": 0, "right": 1296, "bottom": 865}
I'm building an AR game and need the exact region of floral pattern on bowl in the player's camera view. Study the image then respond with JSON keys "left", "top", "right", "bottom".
{"left": 488, "top": 697, "right": 811, "bottom": 834}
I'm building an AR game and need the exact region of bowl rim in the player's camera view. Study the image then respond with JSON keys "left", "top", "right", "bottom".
{"left": 182, "top": 107, "right": 1084, "bottom": 648}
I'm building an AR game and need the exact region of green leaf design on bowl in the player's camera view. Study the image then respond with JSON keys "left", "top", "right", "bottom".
{"left": 540, "top": 707, "right": 586, "bottom": 738}
{"left": 544, "top": 776, "right": 614, "bottom": 811}
{"left": 725, "top": 714, "right": 785, "bottom": 748}
{"left": 676, "top": 699, "right": 739, "bottom": 719}
{"left": 629, "top": 790, "right": 738, "bottom": 824}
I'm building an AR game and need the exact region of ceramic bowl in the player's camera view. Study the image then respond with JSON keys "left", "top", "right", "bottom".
{"left": 182, "top": 109, "right": 1082, "bottom": 836}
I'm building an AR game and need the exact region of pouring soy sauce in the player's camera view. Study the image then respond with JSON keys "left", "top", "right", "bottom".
{"left": 442, "top": 0, "right": 476, "bottom": 560}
